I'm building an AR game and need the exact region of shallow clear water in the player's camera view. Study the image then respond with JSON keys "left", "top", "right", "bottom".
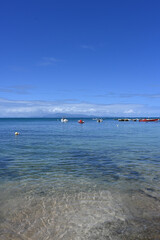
{"left": 0, "top": 118, "right": 160, "bottom": 239}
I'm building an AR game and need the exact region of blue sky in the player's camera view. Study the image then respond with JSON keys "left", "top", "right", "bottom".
{"left": 0, "top": 0, "right": 160, "bottom": 117}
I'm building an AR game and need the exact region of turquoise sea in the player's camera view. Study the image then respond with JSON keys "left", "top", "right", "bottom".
{"left": 0, "top": 118, "right": 160, "bottom": 239}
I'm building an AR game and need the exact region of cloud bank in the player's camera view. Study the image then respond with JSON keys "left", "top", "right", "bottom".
{"left": 0, "top": 98, "right": 159, "bottom": 117}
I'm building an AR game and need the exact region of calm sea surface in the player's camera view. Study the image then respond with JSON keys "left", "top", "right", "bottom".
{"left": 0, "top": 118, "right": 160, "bottom": 239}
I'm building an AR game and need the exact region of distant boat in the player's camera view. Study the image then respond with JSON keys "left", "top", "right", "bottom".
{"left": 139, "top": 118, "right": 159, "bottom": 122}
{"left": 78, "top": 119, "right": 84, "bottom": 124}
{"left": 118, "top": 119, "right": 130, "bottom": 121}
{"left": 132, "top": 119, "right": 139, "bottom": 121}
{"left": 97, "top": 118, "right": 103, "bottom": 122}
{"left": 61, "top": 118, "right": 68, "bottom": 122}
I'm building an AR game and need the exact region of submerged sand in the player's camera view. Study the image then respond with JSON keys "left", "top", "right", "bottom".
{"left": 0, "top": 183, "right": 160, "bottom": 240}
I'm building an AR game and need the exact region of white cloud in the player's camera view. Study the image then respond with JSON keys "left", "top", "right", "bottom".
{"left": 124, "top": 109, "right": 134, "bottom": 114}
{"left": 0, "top": 98, "right": 157, "bottom": 117}
{"left": 37, "top": 57, "right": 61, "bottom": 66}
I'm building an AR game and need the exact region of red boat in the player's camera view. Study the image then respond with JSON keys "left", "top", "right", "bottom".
{"left": 78, "top": 119, "right": 84, "bottom": 124}
{"left": 139, "top": 118, "right": 159, "bottom": 122}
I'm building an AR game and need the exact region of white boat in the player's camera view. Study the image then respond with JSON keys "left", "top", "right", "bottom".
{"left": 97, "top": 118, "right": 103, "bottom": 122}
{"left": 61, "top": 118, "right": 68, "bottom": 122}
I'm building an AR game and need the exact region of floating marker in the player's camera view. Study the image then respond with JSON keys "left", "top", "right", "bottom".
{"left": 15, "top": 132, "right": 20, "bottom": 135}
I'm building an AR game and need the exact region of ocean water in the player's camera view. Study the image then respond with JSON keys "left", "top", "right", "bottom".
{"left": 0, "top": 118, "right": 160, "bottom": 240}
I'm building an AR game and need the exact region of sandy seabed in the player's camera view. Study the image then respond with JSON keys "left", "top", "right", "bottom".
{"left": 0, "top": 184, "right": 160, "bottom": 240}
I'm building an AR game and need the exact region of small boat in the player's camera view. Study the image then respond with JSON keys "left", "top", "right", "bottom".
{"left": 118, "top": 119, "right": 130, "bottom": 121}
{"left": 97, "top": 118, "right": 103, "bottom": 122}
{"left": 78, "top": 119, "right": 84, "bottom": 124}
{"left": 61, "top": 118, "right": 68, "bottom": 122}
{"left": 139, "top": 118, "right": 159, "bottom": 122}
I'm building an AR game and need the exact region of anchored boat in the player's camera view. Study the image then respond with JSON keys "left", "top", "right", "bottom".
{"left": 61, "top": 118, "right": 68, "bottom": 122}
{"left": 78, "top": 119, "right": 84, "bottom": 124}
{"left": 97, "top": 118, "right": 103, "bottom": 122}
{"left": 139, "top": 118, "right": 159, "bottom": 122}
